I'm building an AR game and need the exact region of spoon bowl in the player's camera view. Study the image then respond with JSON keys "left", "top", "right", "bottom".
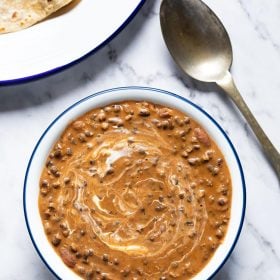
{"left": 160, "top": 0, "right": 280, "bottom": 179}
{"left": 160, "top": 0, "right": 232, "bottom": 82}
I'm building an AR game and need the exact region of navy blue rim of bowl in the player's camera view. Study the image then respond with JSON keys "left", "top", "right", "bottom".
{"left": 23, "top": 86, "right": 246, "bottom": 280}
{"left": 0, "top": 1, "right": 146, "bottom": 86}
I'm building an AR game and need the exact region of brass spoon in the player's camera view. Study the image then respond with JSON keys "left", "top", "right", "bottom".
{"left": 160, "top": 0, "right": 280, "bottom": 179}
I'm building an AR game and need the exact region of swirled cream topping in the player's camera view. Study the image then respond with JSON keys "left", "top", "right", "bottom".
{"left": 39, "top": 101, "right": 232, "bottom": 280}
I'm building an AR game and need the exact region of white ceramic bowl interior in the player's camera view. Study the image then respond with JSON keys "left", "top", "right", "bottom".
{"left": 0, "top": 0, "right": 145, "bottom": 84}
{"left": 24, "top": 87, "right": 246, "bottom": 280}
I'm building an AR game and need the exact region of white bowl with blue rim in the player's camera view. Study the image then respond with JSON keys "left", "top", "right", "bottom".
{"left": 0, "top": 0, "right": 145, "bottom": 85}
{"left": 24, "top": 86, "right": 246, "bottom": 279}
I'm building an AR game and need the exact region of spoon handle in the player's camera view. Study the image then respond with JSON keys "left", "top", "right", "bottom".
{"left": 217, "top": 71, "right": 280, "bottom": 179}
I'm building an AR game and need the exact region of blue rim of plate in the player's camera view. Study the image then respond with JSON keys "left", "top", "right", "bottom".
{"left": 23, "top": 86, "right": 246, "bottom": 280}
{"left": 0, "top": 1, "right": 146, "bottom": 87}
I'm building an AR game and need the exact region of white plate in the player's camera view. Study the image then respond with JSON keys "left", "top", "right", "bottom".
{"left": 0, "top": 0, "right": 145, "bottom": 85}
{"left": 24, "top": 87, "right": 246, "bottom": 280}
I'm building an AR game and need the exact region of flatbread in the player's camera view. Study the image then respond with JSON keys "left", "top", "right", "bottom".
{"left": 0, "top": 0, "right": 74, "bottom": 34}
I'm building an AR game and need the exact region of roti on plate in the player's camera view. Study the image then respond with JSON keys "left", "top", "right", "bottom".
{"left": 0, "top": 0, "right": 74, "bottom": 34}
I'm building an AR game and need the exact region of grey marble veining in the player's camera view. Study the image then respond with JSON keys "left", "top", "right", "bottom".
{"left": 0, "top": 0, "right": 279, "bottom": 279}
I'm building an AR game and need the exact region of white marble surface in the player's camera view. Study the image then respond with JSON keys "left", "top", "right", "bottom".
{"left": 0, "top": 0, "right": 280, "bottom": 279}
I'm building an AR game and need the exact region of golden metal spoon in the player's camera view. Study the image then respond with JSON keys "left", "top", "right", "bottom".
{"left": 160, "top": 0, "right": 280, "bottom": 179}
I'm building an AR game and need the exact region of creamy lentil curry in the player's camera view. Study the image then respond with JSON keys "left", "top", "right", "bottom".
{"left": 39, "top": 101, "right": 232, "bottom": 280}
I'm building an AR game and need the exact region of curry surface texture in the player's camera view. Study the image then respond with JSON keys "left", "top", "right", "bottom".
{"left": 39, "top": 101, "right": 232, "bottom": 280}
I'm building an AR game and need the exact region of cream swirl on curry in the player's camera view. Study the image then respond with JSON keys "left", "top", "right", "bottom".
{"left": 39, "top": 101, "right": 232, "bottom": 279}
